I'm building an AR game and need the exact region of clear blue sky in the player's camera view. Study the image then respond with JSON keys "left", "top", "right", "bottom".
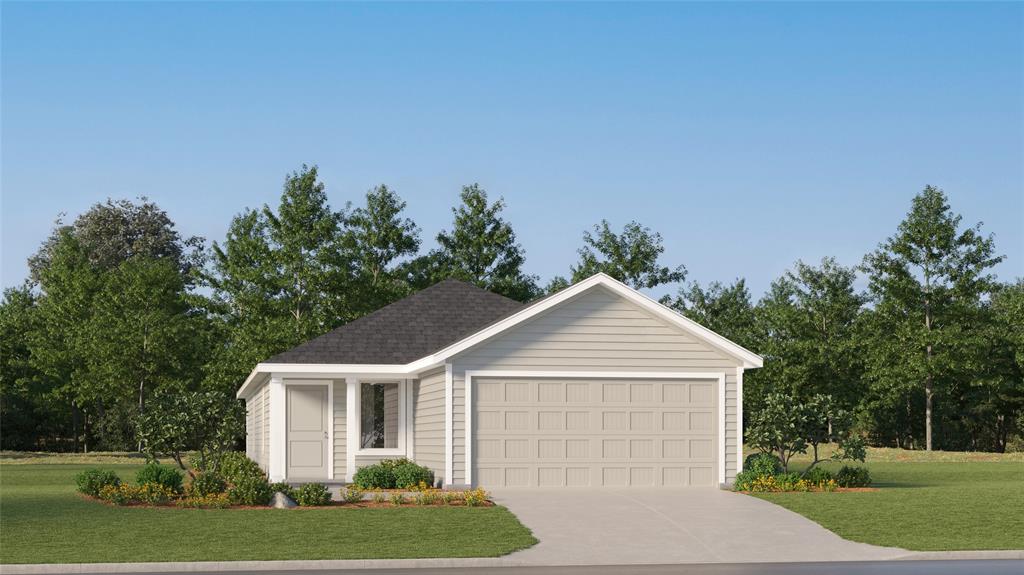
{"left": 3, "top": 2, "right": 1022, "bottom": 299}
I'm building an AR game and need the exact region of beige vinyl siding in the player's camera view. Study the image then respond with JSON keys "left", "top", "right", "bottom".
{"left": 413, "top": 367, "right": 446, "bottom": 483}
{"left": 333, "top": 380, "right": 347, "bottom": 480}
{"left": 245, "top": 381, "right": 270, "bottom": 472}
{"left": 452, "top": 285, "right": 744, "bottom": 485}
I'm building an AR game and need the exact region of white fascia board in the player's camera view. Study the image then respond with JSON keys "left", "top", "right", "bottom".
{"left": 237, "top": 363, "right": 418, "bottom": 399}
{"left": 409, "top": 273, "right": 764, "bottom": 370}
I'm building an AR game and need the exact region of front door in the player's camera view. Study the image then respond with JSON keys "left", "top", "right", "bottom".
{"left": 286, "top": 384, "right": 329, "bottom": 479}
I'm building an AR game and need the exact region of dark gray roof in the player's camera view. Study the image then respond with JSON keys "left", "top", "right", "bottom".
{"left": 266, "top": 279, "right": 526, "bottom": 364}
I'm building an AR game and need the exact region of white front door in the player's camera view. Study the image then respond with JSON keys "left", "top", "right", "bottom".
{"left": 286, "top": 384, "right": 329, "bottom": 479}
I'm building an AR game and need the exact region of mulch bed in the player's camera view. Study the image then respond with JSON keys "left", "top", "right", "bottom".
{"left": 79, "top": 493, "right": 495, "bottom": 509}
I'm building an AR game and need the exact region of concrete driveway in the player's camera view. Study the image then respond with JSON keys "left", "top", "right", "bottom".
{"left": 493, "top": 488, "right": 910, "bottom": 565}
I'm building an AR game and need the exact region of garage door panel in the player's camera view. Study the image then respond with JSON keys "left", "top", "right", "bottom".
{"left": 474, "top": 377, "right": 719, "bottom": 488}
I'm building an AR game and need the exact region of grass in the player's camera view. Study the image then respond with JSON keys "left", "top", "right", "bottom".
{"left": 750, "top": 448, "right": 1024, "bottom": 551}
{"left": 0, "top": 461, "right": 537, "bottom": 564}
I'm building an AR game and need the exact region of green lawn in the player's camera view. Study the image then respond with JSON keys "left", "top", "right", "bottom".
{"left": 0, "top": 461, "right": 537, "bottom": 564}
{"left": 751, "top": 449, "right": 1024, "bottom": 551}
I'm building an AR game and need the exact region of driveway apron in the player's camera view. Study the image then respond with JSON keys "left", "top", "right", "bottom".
{"left": 492, "top": 488, "right": 908, "bottom": 565}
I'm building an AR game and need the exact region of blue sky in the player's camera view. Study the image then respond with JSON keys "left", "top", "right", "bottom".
{"left": 3, "top": 2, "right": 1022, "bottom": 299}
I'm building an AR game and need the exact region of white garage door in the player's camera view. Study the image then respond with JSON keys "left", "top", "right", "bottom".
{"left": 473, "top": 377, "right": 719, "bottom": 488}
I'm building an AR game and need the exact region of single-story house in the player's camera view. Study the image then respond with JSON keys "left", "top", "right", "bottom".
{"left": 237, "top": 273, "right": 763, "bottom": 488}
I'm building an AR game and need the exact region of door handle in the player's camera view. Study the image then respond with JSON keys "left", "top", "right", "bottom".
{"left": 324, "top": 431, "right": 329, "bottom": 439}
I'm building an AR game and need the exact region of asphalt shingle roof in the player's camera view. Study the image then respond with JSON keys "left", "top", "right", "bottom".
{"left": 265, "top": 279, "right": 526, "bottom": 364}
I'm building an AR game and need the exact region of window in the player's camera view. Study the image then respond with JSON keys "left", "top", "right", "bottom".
{"left": 360, "top": 382, "right": 400, "bottom": 449}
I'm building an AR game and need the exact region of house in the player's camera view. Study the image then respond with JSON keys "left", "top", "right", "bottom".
{"left": 236, "top": 273, "right": 763, "bottom": 488}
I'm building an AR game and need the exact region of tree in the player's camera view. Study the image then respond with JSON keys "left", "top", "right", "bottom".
{"left": 343, "top": 184, "right": 421, "bottom": 314}
{"left": 29, "top": 198, "right": 203, "bottom": 285}
{"left": 86, "top": 257, "right": 211, "bottom": 448}
{"left": 571, "top": 220, "right": 686, "bottom": 291}
{"left": 666, "top": 279, "right": 757, "bottom": 349}
{"left": 968, "top": 280, "right": 1024, "bottom": 451}
{"left": 135, "top": 391, "right": 244, "bottom": 477}
{"left": 203, "top": 165, "right": 353, "bottom": 396}
{"left": 746, "top": 393, "right": 866, "bottom": 474}
{"left": 427, "top": 184, "right": 539, "bottom": 301}
{"left": 861, "top": 186, "right": 1003, "bottom": 450}
{"left": 752, "top": 258, "right": 866, "bottom": 417}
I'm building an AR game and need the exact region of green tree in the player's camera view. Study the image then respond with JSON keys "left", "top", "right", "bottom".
{"left": 86, "top": 257, "right": 211, "bottom": 448}
{"left": 29, "top": 198, "right": 203, "bottom": 285}
{"left": 135, "top": 391, "right": 245, "bottom": 477}
{"left": 427, "top": 184, "right": 539, "bottom": 301}
{"left": 570, "top": 220, "right": 686, "bottom": 291}
{"left": 861, "top": 186, "right": 1003, "bottom": 450}
{"left": 666, "top": 279, "right": 757, "bottom": 349}
{"left": 204, "top": 165, "right": 352, "bottom": 396}
{"left": 747, "top": 393, "right": 866, "bottom": 474}
{"left": 343, "top": 184, "right": 421, "bottom": 314}
{"left": 968, "top": 280, "right": 1024, "bottom": 451}
{"left": 752, "top": 258, "right": 866, "bottom": 418}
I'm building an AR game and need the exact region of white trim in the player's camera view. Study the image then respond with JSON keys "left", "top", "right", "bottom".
{"left": 462, "top": 370, "right": 727, "bottom": 488}
{"left": 236, "top": 273, "right": 764, "bottom": 401}
{"left": 345, "top": 378, "right": 358, "bottom": 482}
{"left": 718, "top": 370, "right": 727, "bottom": 486}
{"left": 736, "top": 367, "right": 745, "bottom": 474}
{"left": 444, "top": 363, "right": 453, "bottom": 486}
{"left": 405, "top": 379, "right": 415, "bottom": 461}
{"left": 282, "top": 379, "right": 333, "bottom": 481}
{"left": 353, "top": 379, "right": 408, "bottom": 456}
{"left": 267, "top": 375, "right": 286, "bottom": 482}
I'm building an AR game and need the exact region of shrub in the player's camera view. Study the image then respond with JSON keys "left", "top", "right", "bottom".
{"left": 414, "top": 488, "right": 441, "bottom": 505}
{"left": 464, "top": 488, "right": 488, "bottom": 507}
{"left": 372, "top": 491, "right": 388, "bottom": 504}
{"left": 803, "top": 466, "right": 834, "bottom": 484}
{"left": 76, "top": 469, "right": 121, "bottom": 497}
{"left": 733, "top": 470, "right": 759, "bottom": 491}
{"left": 389, "top": 492, "right": 406, "bottom": 506}
{"left": 440, "top": 491, "right": 458, "bottom": 505}
{"left": 294, "top": 483, "right": 331, "bottom": 506}
{"left": 269, "top": 482, "right": 295, "bottom": 499}
{"left": 341, "top": 486, "right": 364, "bottom": 504}
{"left": 189, "top": 472, "right": 227, "bottom": 497}
{"left": 352, "top": 458, "right": 434, "bottom": 489}
{"left": 392, "top": 459, "right": 434, "bottom": 489}
{"left": 136, "top": 463, "right": 184, "bottom": 493}
{"left": 228, "top": 473, "right": 273, "bottom": 506}
{"left": 744, "top": 452, "right": 783, "bottom": 477}
{"left": 137, "top": 483, "right": 175, "bottom": 505}
{"left": 176, "top": 493, "right": 231, "bottom": 509}
{"left": 99, "top": 484, "right": 140, "bottom": 505}
{"left": 220, "top": 452, "right": 264, "bottom": 486}
{"left": 836, "top": 466, "right": 872, "bottom": 488}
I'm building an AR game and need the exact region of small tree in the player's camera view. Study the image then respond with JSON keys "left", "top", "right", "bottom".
{"left": 746, "top": 393, "right": 865, "bottom": 474}
{"left": 135, "top": 391, "right": 244, "bottom": 478}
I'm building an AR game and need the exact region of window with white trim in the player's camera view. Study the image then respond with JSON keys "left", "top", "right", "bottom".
{"left": 360, "top": 382, "right": 400, "bottom": 449}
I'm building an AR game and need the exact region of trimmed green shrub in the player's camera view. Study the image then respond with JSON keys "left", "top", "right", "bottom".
{"left": 269, "top": 482, "right": 295, "bottom": 499}
{"left": 392, "top": 459, "right": 434, "bottom": 489}
{"left": 219, "top": 452, "right": 264, "bottom": 486}
{"left": 352, "top": 458, "right": 434, "bottom": 489}
{"left": 294, "top": 483, "right": 331, "bottom": 506}
{"left": 803, "top": 466, "right": 834, "bottom": 484}
{"left": 135, "top": 463, "right": 184, "bottom": 493}
{"left": 76, "top": 469, "right": 121, "bottom": 497}
{"left": 836, "top": 465, "right": 872, "bottom": 487}
{"left": 733, "top": 469, "right": 758, "bottom": 491}
{"left": 189, "top": 472, "right": 227, "bottom": 497}
{"left": 227, "top": 473, "right": 273, "bottom": 506}
{"left": 744, "top": 452, "right": 783, "bottom": 477}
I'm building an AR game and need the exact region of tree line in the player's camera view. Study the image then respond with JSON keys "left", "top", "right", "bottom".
{"left": 1, "top": 166, "right": 1020, "bottom": 453}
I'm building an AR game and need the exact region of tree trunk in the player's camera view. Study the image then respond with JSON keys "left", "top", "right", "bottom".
{"left": 925, "top": 368, "right": 933, "bottom": 451}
